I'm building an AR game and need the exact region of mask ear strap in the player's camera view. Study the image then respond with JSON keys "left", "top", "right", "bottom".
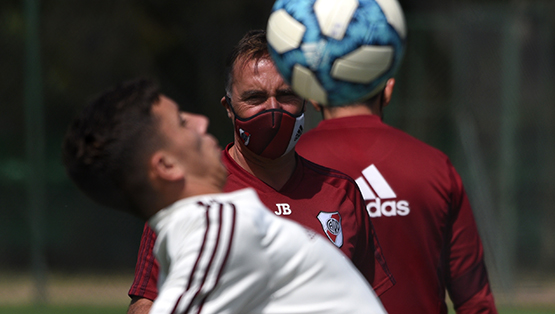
{"left": 225, "top": 94, "right": 239, "bottom": 117}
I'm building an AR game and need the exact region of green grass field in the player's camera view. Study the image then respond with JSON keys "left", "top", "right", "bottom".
{"left": 0, "top": 305, "right": 127, "bottom": 314}
{"left": 1, "top": 272, "right": 554, "bottom": 314}
{"left": 488, "top": 309, "right": 555, "bottom": 314}
{"left": 0, "top": 304, "right": 554, "bottom": 314}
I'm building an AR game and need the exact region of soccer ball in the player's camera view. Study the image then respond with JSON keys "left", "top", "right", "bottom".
{"left": 267, "top": 0, "right": 406, "bottom": 106}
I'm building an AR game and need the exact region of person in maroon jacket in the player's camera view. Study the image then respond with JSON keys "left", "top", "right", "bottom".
{"left": 296, "top": 77, "right": 498, "bottom": 314}
{"left": 126, "top": 30, "right": 394, "bottom": 314}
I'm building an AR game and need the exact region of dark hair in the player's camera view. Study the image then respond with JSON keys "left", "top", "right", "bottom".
{"left": 224, "top": 29, "right": 270, "bottom": 96}
{"left": 62, "top": 78, "right": 163, "bottom": 215}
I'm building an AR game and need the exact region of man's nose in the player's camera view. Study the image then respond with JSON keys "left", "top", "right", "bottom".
{"left": 197, "top": 115, "right": 209, "bottom": 133}
{"left": 185, "top": 112, "right": 209, "bottom": 133}
{"left": 266, "top": 97, "right": 281, "bottom": 109}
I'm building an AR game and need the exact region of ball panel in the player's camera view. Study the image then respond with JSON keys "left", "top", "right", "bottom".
{"left": 267, "top": 0, "right": 406, "bottom": 107}
{"left": 292, "top": 64, "right": 329, "bottom": 105}
{"left": 374, "top": 0, "right": 406, "bottom": 39}
{"left": 331, "top": 45, "right": 393, "bottom": 83}
{"left": 314, "top": 0, "right": 359, "bottom": 40}
{"left": 360, "top": 80, "right": 387, "bottom": 100}
{"left": 267, "top": 9, "right": 307, "bottom": 54}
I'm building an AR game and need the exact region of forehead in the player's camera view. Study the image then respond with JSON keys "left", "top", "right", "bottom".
{"left": 232, "top": 57, "right": 288, "bottom": 92}
{"left": 151, "top": 95, "right": 180, "bottom": 134}
{"left": 152, "top": 95, "right": 178, "bottom": 116}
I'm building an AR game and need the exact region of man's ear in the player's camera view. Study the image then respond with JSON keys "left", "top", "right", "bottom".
{"left": 149, "top": 151, "right": 184, "bottom": 182}
{"left": 221, "top": 96, "right": 233, "bottom": 119}
{"left": 382, "top": 78, "right": 395, "bottom": 108}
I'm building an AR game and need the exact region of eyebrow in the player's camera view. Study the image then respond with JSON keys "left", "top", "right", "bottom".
{"left": 239, "top": 88, "right": 297, "bottom": 100}
{"left": 240, "top": 90, "right": 267, "bottom": 100}
{"left": 276, "top": 88, "right": 296, "bottom": 96}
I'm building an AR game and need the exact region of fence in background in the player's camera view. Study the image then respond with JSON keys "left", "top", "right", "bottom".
{"left": 1, "top": 0, "right": 554, "bottom": 305}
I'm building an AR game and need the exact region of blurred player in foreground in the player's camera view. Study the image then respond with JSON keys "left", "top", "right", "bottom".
{"left": 296, "top": 77, "right": 498, "bottom": 313}
{"left": 127, "top": 30, "right": 394, "bottom": 313}
{"left": 62, "top": 78, "right": 386, "bottom": 314}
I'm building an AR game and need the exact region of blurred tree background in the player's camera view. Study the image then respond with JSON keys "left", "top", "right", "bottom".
{"left": 0, "top": 0, "right": 554, "bottom": 307}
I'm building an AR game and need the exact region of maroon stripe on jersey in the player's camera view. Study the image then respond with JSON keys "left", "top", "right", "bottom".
{"left": 186, "top": 204, "right": 224, "bottom": 313}
{"left": 174, "top": 201, "right": 235, "bottom": 314}
{"left": 196, "top": 203, "right": 237, "bottom": 313}
{"left": 172, "top": 295, "right": 184, "bottom": 314}
{"left": 129, "top": 224, "right": 156, "bottom": 296}
{"left": 188, "top": 207, "right": 212, "bottom": 292}
{"left": 171, "top": 203, "right": 212, "bottom": 314}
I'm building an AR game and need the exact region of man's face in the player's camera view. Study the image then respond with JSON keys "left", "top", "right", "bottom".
{"left": 152, "top": 95, "right": 226, "bottom": 182}
{"left": 226, "top": 57, "right": 304, "bottom": 119}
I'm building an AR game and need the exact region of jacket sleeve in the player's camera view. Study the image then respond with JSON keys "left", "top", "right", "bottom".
{"left": 128, "top": 222, "right": 160, "bottom": 301}
{"left": 446, "top": 163, "right": 498, "bottom": 314}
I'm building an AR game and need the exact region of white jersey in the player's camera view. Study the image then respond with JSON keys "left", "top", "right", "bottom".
{"left": 148, "top": 188, "right": 386, "bottom": 314}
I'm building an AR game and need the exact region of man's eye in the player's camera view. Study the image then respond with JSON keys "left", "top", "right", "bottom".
{"left": 244, "top": 96, "right": 265, "bottom": 104}
{"left": 179, "top": 114, "right": 187, "bottom": 126}
{"left": 277, "top": 94, "right": 302, "bottom": 104}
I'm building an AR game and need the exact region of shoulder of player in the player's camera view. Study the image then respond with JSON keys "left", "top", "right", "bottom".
{"left": 298, "top": 155, "right": 359, "bottom": 187}
{"left": 381, "top": 125, "right": 452, "bottom": 162}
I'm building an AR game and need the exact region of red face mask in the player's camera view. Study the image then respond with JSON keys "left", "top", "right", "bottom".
{"left": 227, "top": 97, "right": 305, "bottom": 159}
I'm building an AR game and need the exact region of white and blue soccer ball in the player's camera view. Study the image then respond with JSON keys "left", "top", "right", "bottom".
{"left": 267, "top": 0, "right": 406, "bottom": 106}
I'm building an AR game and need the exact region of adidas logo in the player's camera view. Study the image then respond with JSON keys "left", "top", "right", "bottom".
{"left": 355, "top": 164, "right": 410, "bottom": 218}
{"left": 294, "top": 125, "right": 304, "bottom": 141}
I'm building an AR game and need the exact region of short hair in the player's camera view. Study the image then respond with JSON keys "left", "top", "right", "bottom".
{"left": 62, "top": 78, "right": 163, "bottom": 215}
{"left": 224, "top": 29, "right": 270, "bottom": 96}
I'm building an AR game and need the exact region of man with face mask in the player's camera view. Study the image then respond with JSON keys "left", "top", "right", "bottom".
{"left": 126, "top": 30, "right": 394, "bottom": 314}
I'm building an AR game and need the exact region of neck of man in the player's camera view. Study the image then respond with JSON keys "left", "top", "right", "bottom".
{"left": 230, "top": 141, "right": 297, "bottom": 191}
{"left": 146, "top": 177, "right": 225, "bottom": 220}
{"left": 322, "top": 102, "right": 380, "bottom": 120}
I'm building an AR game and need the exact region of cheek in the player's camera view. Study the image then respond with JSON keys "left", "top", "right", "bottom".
{"left": 234, "top": 105, "right": 263, "bottom": 119}
{"left": 282, "top": 103, "right": 303, "bottom": 116}
{"left": 174, "top": 134, "right": 197, "bottom": 154}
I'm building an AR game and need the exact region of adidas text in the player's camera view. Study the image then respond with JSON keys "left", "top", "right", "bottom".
{"left": 366, "top": 198, "right": 410, "bottom": 218}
